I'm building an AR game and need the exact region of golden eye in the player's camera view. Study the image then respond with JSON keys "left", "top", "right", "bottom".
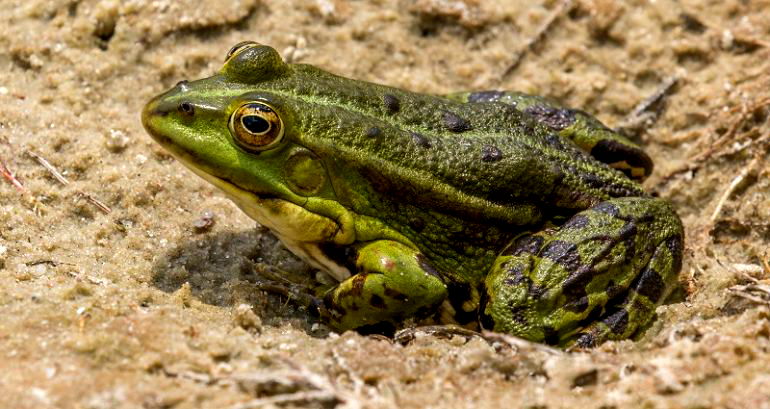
{"left": 229, "top": 102, "right": 284, "bottom": 152}
{"left": 225, "top": 41, "right": 260, "bottom": 62}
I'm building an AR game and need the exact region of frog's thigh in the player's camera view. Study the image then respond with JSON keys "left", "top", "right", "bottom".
{"left": 483, "top": 197, "right": 683, "bottom": 347}
{"left": 323, "top": 240, "right": 448, "bottom": 334}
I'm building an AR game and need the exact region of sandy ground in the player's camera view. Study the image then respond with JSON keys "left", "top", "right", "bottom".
{"left": 1, "top": 0, "right": 769, "bottom": 408}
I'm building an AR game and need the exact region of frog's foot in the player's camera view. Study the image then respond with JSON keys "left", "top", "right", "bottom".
{"left": 482, "top": 197, "right": 683, "bottom": 347}
{"left": 322, "top": 240, "right": 448, "bottom": 335}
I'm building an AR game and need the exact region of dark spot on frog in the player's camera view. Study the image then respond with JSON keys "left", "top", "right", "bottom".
{"left": 528, "top": 283, "right": 547, "bottom": 298}
{"left": 383, "top": 94, "right": 401, "bottom": 114}
{"left": 408, "top": 216, "right": 426, "bottom": 232}
{"left": 370, "top": 294, "right": 387, "bottom": 309}
{"left": 416, "top": 254, "right": 442, "bottom": 279}
{"left": 384, "top": 286, "right": 409, "bottom": 302}
{"left": 592, "top": 202, "right": 620, "bottom": 217}
{"left": 631, "top": 267, "right": 666, "bottom": 303}
{"left": 562, "top": 271, "right": 594, "bottom": 302}
{"left": 523, "top": 105, "right": 577, "bottom": 131}
{"left": 603, "top": 308, "right": 629, "bottom": 335}
{"left": 323, "top": 293, "right": 347, "bottom": 316}
{"left": 365, "top": 126, "right": 382, "bottom": 138}
{"left": 442, "top": 111, "right": 472, "bottom": 132}
{"left": 410, "top": 131, "right": 432, "bottom": 148}
{"left": 506, "top": 234, "right": 545, "bottom": 256}
{"left": 667, "top": 236, "right": 684, "bottom": 272}
{"left": 541, "top": 240, "right": 581, "bottom": 270}
{"left": 563, "top": 295, "right": 589, "bottom": 313}
{"left": 350, "top": 273, "right": 369, "bottom": 296}
{"left": 605, "top": 280, "right": 624, "bottom": 299}
{"left": 502, "top": 262, "right": 530, "bottom": 287}
{"left": 562, "top": 214, "right": 590, "bottom": 230}
{"left": 580, "top": 172, "right": 605, "bottom": 189}
{"left": 480, "top": 145, "right": 503, "bottom": 162}
{"left": 508, "top": 305, "right": 529, "bottom": 325}
{"left": 543, "top": 133, "right": 567, "bottom": 150}
{"left": 590, "top": 139, "right": 654, "bottom": 177}
{"left": 467, "top": 90, "right": 506, "bottom": 103}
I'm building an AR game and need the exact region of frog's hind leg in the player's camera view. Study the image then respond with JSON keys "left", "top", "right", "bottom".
{"left": 448, "top": 90, "right": 653, "bottom": 182}
{"left": 481, "top": 197, "right": 683, "bottom": 347}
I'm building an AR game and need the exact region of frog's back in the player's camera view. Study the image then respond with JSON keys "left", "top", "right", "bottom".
{"left": 258, "top": 64, "right": 647, "bottom": 226}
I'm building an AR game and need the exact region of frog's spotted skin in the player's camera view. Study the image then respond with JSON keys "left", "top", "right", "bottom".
{"left": 482, "top": 197, "right": 682, "bottom": 347}
{"left": 449, "top": 91, "right": 654, "bottom": 181}
{"left": 142, "top": 42, "right": 684, "bottom": 347}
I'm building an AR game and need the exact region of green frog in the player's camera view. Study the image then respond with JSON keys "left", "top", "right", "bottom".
{"left": 142, "top": 42, "right": 684, "bottom": 347}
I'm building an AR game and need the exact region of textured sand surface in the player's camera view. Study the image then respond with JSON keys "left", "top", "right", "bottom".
{"left": 1, "top": 1, "right": 770, "bottom": 408}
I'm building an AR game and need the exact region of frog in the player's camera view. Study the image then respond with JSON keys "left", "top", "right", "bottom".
{"left": 142, "top": 42, "right": 684, "bottom": 348}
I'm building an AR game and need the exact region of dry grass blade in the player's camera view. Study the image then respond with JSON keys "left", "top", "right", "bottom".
{"left": 661, "top": 96, "right": 770, "bottom": 184}
{"left": 27, "top": 150, "right": 69, "bottom": 185}
{"left": 618, "top": 76, "right": 679, "bottom": 131}
{"left": 0, "top": 156, "right": 26, "bottom": 192}
{"left": 394, "top": 325, "right": 482, "bottom": 344}
{"left": 502, "top": 0, "right": 574, "bottom": 78}
{"left": 710, "top": 154, "right": 761, "bottom": 222}
{"left": 27, "top": 150, "right": 112, "bottom": 214}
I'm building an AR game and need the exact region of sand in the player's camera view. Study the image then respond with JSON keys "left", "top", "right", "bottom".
{"left": 1, "top": 0, "right": 769, "bottom": 408}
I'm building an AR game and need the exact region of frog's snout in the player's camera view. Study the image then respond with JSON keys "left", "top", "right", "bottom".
{"left": 142, "top": 81, "right": 193, "bottom": 136}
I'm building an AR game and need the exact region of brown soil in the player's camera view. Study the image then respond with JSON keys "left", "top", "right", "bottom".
{"left": 1, "top": 0, "right": 769, "bottom": 408}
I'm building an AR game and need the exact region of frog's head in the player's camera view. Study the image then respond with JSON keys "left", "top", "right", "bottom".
{"left": 142, "top": 42, "right": 357, "bottom": 261}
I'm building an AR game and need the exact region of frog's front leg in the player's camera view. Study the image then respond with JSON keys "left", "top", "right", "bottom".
{"left": 482, "top": 197, "right": 683, "bottom": 347}
{"left": 322, "top": 240, "right": 448, "bottom": 333}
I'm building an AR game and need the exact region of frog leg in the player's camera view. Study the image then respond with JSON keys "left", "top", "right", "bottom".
{"left": 481, "top": 197, "right": 683, "bottom": 347}
{"left": 447, "top": 90, "right": 653, "bottom": 181}
{"left": 322, "top": 240, "right": 448, "bottom": 334}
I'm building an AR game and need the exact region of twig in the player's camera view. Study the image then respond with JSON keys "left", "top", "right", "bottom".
{"left": 502, "top": 0, "right": 574, "bottom": 78}
{"left": 618, "top": 76, "right": 679, "bottom": 130}
{"left": 729, "top": 289, "right": 770, "bottom": 306}
{"left": 710, "top": 155, "right": 760, "bottom": 222}
{"left": 27, "top": 150, "right": 69, "bottom": 185}
{"left": 76, "top": 192, "right": 112, "bottom": 214}
{"left": 27, "top": 150, "right": 112, "bottom": 214}
{"left": 394, "top": 325, "right": 482, "bottom": 345}
{"left": 661, "top": 97, "right": 770, "bottom": 184}
{"left": 0, "top": 156, "right": 26, "bottom": 192}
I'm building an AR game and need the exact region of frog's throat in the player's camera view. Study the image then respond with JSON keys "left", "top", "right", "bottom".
{"left": 173, "top": 157, "right": 355, "bottom": 282}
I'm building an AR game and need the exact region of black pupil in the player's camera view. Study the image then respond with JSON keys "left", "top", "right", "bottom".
{"left": 242, "top": 115, "right": 270, "bottom": 134}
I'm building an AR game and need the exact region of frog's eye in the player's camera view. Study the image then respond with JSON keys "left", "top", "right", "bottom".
{"left": 229, "top": 102, "right": 284, "bottom": 152}
{"left": 225, "top": 41, "right": 260, "bottom": 62}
